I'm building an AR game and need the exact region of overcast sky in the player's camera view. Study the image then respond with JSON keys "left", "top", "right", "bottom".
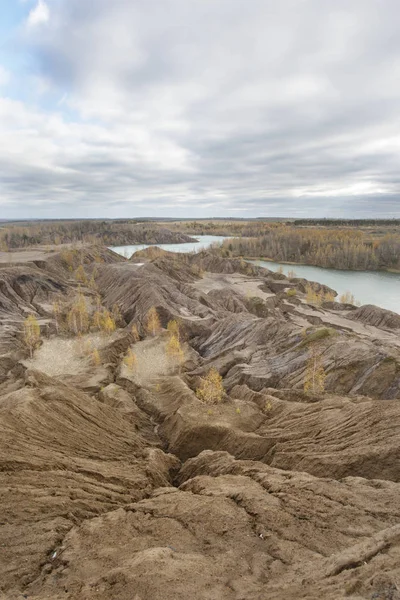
{"left": 1, "top": 0, "right": 400, "bottom": 218}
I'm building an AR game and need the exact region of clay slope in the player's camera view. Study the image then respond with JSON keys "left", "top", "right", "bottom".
{"left": 0, "top": 265, "right": 67, "bottom": 319}
{"left": 1, "top": 245, "right": 400, "bottom": 600}
{"left": 25, "top": 450, "right": 400, "bottom": 600}
{"left": 95, "top": 262, "right": 214, "bottom": 330}
{"left": 0, "top": 265, "right": 69, "bottom": 364}
{"left": 94, "top": 252, "right": 400, "bottom": 399}
{"left": 0, "top": 369, "right": 177, "bottom": 594}
{"left": 119, "top": 376, "right": 400, "bottom": 482}
{"left": 349, "top": 304, "right": 400, "bottom": 330}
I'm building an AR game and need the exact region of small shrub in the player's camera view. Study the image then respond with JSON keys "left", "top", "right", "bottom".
{"left": 123, "top": 348, "right": 137, "bottom": 371}
{"left": 305, "top": 285, "right": 323, "bottom": 305}
{"left": 23, "top": 314, "right": 41, "bottom": 358}
{"left": 67, "top": 294, "right": 90, "bottom": 335}
{"left": 166, "top": 335, "right": 184, "bottom": 364}
{"left": 196, "top": 368, "right": 224, "bottom": 404}
{"left": 74, "top": 264, "right": 87, "bottom": 284}
{"left": 146, "top": 307, "right": 161, "bottom": 337}
{"left": 324, "top": 291, "right": 336, "bottom": 302}
{"left": 304, "top": 346, "right": 326, "bottom": 394}
{"left": 91, "top": 348, "right": 101, "bottom": 366}
{"left": 167, "top": 319, "right": 180, "bottom": 340}
{"left": 339, "top": 291, "right": 356, "bottom": 305}
{"left": 131, "top": 323, "right": 140, "bottom": 342}
{"left": 287, "top": 288, "right": 297, "bottom": 297}
{"left": 299, "top": 327, "right": 336, "bottom": 347}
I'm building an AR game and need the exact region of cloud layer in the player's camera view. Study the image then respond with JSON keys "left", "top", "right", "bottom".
{"left": 1, "top": 0, "right": 400, "bottom": 218}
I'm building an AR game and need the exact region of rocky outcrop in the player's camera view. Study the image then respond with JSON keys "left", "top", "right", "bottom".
{"left": 349, "top": 304, "right": 400, "bottom": 329}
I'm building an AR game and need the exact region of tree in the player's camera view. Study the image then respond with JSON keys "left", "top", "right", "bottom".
{"left": 92, "top": 348, "right": 101, "bottom": 366}
{"left": 102, "top": 313, "right": 116, "bottom": 335}
{"left": 167, "top": 319, "right": 180, "bottom": 340}
{"left": 196, "top": 368, "right": 224, "bottom": 404}
{"left": 23, "top": 314, "right": 41, "bottom": 358}
{"left": 52, "top": 300, "right": 61, "bottom": 334}
{"left": 324, "top": 291, "right": 336, "bottom": 302}
{"left": 74, "top": 264, "right": 87, "bottom": 284}
{"left": 131, "top": 323, "right": 140, "bottom": 342}
{"left": 111, "top": 303, "right": 123, "bottom": 327}
{"left": 304, "top": 346, "right": 326, "bottom": 394}
{"left": 88, "top": 267, "right": 98, "bottom": 291}
{"left": 305, "top": 285, "right": 322, "bottom": 305}
{"left": 339, "top": 291, "right": 356, "bottom": 305}
{"left": 92, "top": 308, "right": 116, "bottom": 335}
{"left": 146, "top": 307, "right": 161, "bottom": 337}
{"left": 166, "top": 334, "right": 184, "bottom": 370}
{"left": 123, "top": 348, "right": 137, "bottom": 371}
{"left": 67, "top": 294, "right": 89, "bottom": 335}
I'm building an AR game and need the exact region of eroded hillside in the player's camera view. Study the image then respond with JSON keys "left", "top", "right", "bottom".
{"left": 0, "top": 245, "right": 399, "bottom": 600}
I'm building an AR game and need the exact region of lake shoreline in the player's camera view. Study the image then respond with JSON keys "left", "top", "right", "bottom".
{"left": 243, "top": 256, "right": 400, "bottom": 275}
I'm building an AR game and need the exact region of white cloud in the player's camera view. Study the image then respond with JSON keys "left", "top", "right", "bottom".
{"left": 2, "top": 0, "right": 400, "bottom": 217}
{"left": 27, "top": 0, "right": 49, "bottom": 28}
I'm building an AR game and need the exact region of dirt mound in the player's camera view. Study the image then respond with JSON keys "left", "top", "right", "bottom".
{"left": 0, "top": 265, "right": 69, "bottom": 362}
{"left": 349, "top": 304, "right": 400, "bottom": 329}
{"left": 2, "top": 242, "right": 400, "bottom": 599}
{"left": 95, "top": 262, "right": 214, "bottom": 331}
{"left": 0, "top": 265, "right": 67, "bottom": 318}
{"left": 129, "top": 246, "right": 173, "bottom": 261}
{"left": 25, "top": 450, "right": 400, "bottom": 600}
{"left": 189, "top": 308, "right": 400, "bottom": 399}
{"left": 117, "top": 376, "right": 400, "bottom": 481}
{"left": 190, "top": 250, "right": 263, "bottom": 276}
{"left": 42, "top": 244, "right": 125, "bottom": 277}
{"left": 0, "top": 369, "right": 178, "bottom": 594}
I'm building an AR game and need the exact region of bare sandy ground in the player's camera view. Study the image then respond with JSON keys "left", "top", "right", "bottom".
{"left": 0, "top": 242, "right": 88, "bottom": 264}
{"left": 24, "top": 334, "right": 108, "bottom": 376}
{"left": 121, "top": 336, "right": 183, "bottom": 385}
{"left": 192, "top": 272, "right": 275, "bottom": 300}
{"left": 0, "top": 249, "right": 52, "bottom": 263}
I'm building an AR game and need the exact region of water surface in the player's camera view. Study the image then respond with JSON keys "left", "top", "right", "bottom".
{"left": 110, "top": 236, "right": 400, "bottom": 314}
{"left": 110, "top": 235, "right": 230, "bottom": 258}
{"left": 251, "top": 260, "right": 400, "bottom": 314}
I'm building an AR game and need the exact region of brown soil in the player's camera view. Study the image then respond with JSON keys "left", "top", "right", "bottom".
{"left": 0, "top": 245, "right": 400, "bottom": 599}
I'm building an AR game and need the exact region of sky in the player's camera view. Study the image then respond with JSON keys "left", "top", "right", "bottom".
{"left": 1, "top": 0, "right": 400, "bottom": 219}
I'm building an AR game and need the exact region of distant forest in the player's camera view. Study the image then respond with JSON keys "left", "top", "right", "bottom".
{"left": 0, "top": 220, "right": 194, "bottom": 250}
{"left": 293, "top": 219, "right": 400, "bottom": 227}
{"left": 1, "top": 218, "right": 399, "bottom": 271}
{"left": 215, "top": 225, "right": 400, "bottom": 271}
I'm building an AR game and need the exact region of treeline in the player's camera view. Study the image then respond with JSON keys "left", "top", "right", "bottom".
{"left": 294, "top": 219, "right": 400, "bottom": 227}
{"left": 170, "top": 220, "right": 291, "bottom": 237}
{"left": 0, "top": 220, "right": 194, "bottom": 250}
{"left": 215, "top": 226, "right": 400, "bottom": 271}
